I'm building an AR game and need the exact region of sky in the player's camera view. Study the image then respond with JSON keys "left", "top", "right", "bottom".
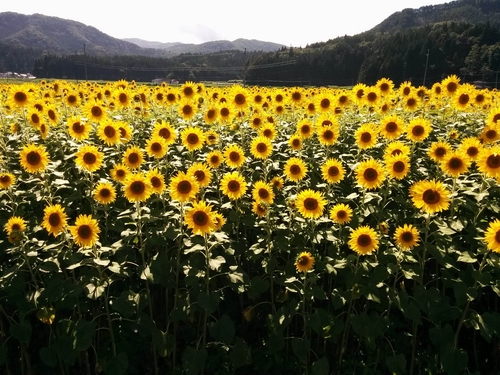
{"left": 3, "top": 0, "right": 450, "bottom": 47}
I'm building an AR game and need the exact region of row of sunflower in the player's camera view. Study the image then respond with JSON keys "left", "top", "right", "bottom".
{"left": 0, "top": 76, "right": 500, "bottom": 374}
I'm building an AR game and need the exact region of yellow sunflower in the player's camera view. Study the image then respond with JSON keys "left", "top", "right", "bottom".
{"left": 321, "top": 158, "right": 345, "bottom": 184}
{"left": 122, "top": 146, "right": 144, "bottom": 170}
{"left": 145, "top": 136, "right": 168, "bottom": 159}
{"left": 69, "top": 214, "right": 100, "bottom": 248}
{"left": 384, "top": 140, "right": 411, "bottom": 160}
{"left": 110, "top": 163, "right": 130, "bottom": 184}
{"left": 296, "top": 189, "right": 326, "bottom": 219}
{"left": 379, "top": 114, "right": 404, "bottom": 140}
{"left": 27, "top": 108, "right": 42, "bottom": 128}
{"left": 410, "top": 179, "right": 451, "bottom": 214}
{"left": 406, "top": 118, "right": 432, "bottom": 142}
{"left": 376, "top": 77, "right": 394, "bottom": 96}
{"left": 213, "top": 212, "right": 226, "bottom": 231}
{"left": 205, "top": 130, "right": 218, "bottom": 145}
{"left": 178, "top": 99, "right": 197, "bottom": 121}
{"left": 385, "top": 153, "right": 410, "bottom": 180}
{"left": 459, "top": 137, "right": 483, "bottom": 161}
{"left": 452, "top": 85, "right": 472, "bottom": 110}
{"left": 97, "top": 120, "right": 121, "bottom": 146}
{"left": 440, "top": 150, "right": 470, "bottom": 178}
{"left": 187, "top": 162, "right": 212, "bottom": 188}
{"left": 484, "top": 219, "right": 500, "bottom": 253}
{"left": 147, "top": 168, "right": 166, "bottom": 194}
{"left": 184, "top": 201, "right": 216, "bottom": 236}
{"left": 75, "top": 145, "right": 104, "bottom": 173}
{"left": 295, "top": 252, "right": 315, "bottom": 273}
{"left": 317, "top": 125, "right": 338, "bottom": 146}
{"left": 477, "top": 145, "right": 500, "bottom": 178}
{"left": 441, "top": 74, "right": 460, "bottom": 96}
{"left": 479, "top": 124, "right": 500, "bottom": 144}
{"left": 152, "top": 121, "right": 177, "bottom": 146}
{"left": 10, "top": 86, "right": 32, "bottom": 108}
{"left": 252, "top": 201, "right": 268, "bottom": 218}
{"left": 252, "top": 180, "right": 275, "bottom": 204}
{"left": 259, "top": 123, "right": 277, "bottom": 140}
{"left": 93, "top": 181, "right": 117, "bottom": 205}
{"left": 428, "top": 141, "right": 452, "bottom": 163}
{"left": 206, "top": 150, "right": 224, "bottom": 169}
{"left": 19, "top": 143, "right": 50, "bottom": 174}
{"left": 403, "top": 94, "right": 420, "bottom": 112}
{"left": 355, "top": 158, "right": 386, "bottom": 190}
{"left": 486, "top": 107, "right": 500, "bottom": 127}
{"left": 284, "top": 157, "right": 308, "bottom": 182}
{"left": 296, "top": 119, "right": 315, "bottom": 139}
{"left": 224, "top": 144, "right": 246, "bottom": 169}
{"left": 355, "top": 123, "right": 379, "bottom": 149}
{"left": 67, "top": 116, "right": 92, "bottom": 141}
{"left": 271, "top": 176, "right": 284, "bottom": 191}
{"left": 204, "top": 105, "right": 219, "bottom": 125}
{"left": 250, "top": 136, "right": 273, "bottom": 160}
{"left": 220, "top": 171, "right": 247, "bottom": 200}
{"left": 394, "top": 224, "right": 420, "bottom": 251}
{"left": 84, "top": 100, "right": 107, "bottom": 123}
{"left": 329, "top": 203, "right": 353, "bottom": 225}
{"left": 230, "top": 85, "right": 249, "bottom": 109}
{"left": 0, "top": 173, "right": 15, "bottom": 189}
{"left": 123, "top": 172, "right": 153, "bottom": 203}
{"left": 315, "top": 91, "right": 334, "bottom": 113}
{"left": 180, "top": 126, "right": 205, "bottom": 152}
{"left": 348, "top": 226, "right": 379, "bottom": 255}
{"left": 42, "top": 204, "right": 68, "bottom": 237}
{"left": 4, "top": 216, "right": 26, "bottom": 235}
{"left": 169, "top": 171, "right": 200, "bottom": 202}
{"left": 288, "top": 134, "right": 303, "bottom": 151}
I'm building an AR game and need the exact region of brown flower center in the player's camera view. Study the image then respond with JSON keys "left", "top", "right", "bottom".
{"left": 357, "top": 234, "right": 372, "bottom": 248}
{"left": 298, "top": 255, "right": 309, "bottom": 266}
{"left": 304, "top": 197, "right": 318, "bottom": 211}
{"left": 187, "top": 133, "right": 199, "bottom": 145}
{"left": 448, "top": 157, "right": 463, "bottom": 170}
{"left": 328, "top": 166, "right": 339, "bottom": 177}
{"left": 131, "top": 181, "right": 145, "bottom": 195}
{"left": 229, "top": 151, "right": 240, "bottom": 163}
{"left": 466, "top": 147, "right": 478, "bottom": 157}
{"left": 393, "top": 161, "right": 406, "bottom": 173}
{"left": 104, "top": 126, "right": 116, "bottom": 138}
{"left": 258, "top": 188, "right": 269, "bottom": 199}
{"left": 159, "top": 128, "right": 171, "bottom": 139}
{"left": 72, "top": 122, "right": 84, "bottom": 134}
{"left": 360, "top": 132, "right": 371, "bottom": 143}
{"left": 48, "top": 213, "right": 61, "bottom": 227}
{"left": 91, "top": 106, "right": 102, "bottom": 117}
{"left": 27, "top": 151, "right": 41, "bottom": 166}
{"left": 407, "top": 98, "right": 417, "bottom": 107}
{"left": 422, "top": 189, "right": 441, "bottom": 205}
{"left": 235, "top": 93, "right": 246, "bottom": 105}
{"left": 78, "top": 225, "right": 92, "bottom": 239}
{"left": 401, "top": 232, "right": 414, "bottom": 243}
{"left": 99, "top": 188, "right": 111, "bottom": 198}
{"left": 386, "top": 122, "right": 397, "bottom": 133}
{"left": 228, "top": 180, "right": 240, "bottom": 192}
{"left": 177, "top": 180, "right": 192, "bottom": 194}
{"left": 301, "top": 125, "right": 311, "bottom": 135}
{"left": 193, "top": 211, "right": 208, "bottom": 226}
{"left": 447, "top": 82, "right": 458, "bottom": 93}
{"left": 485, "top": 129, "right": 497, "bottom": 140}
{"left": 323, "top": 130, "right": 334, "bottom": 141}
{"left": 412, "top": 125, "right": 424, "bottom": 137}
{"left": 337, "top": 210, "right": 347, "bottom": 219}
{"left": 363, "top": 168, "right": 378, "bottom": 182}
{"left": 31, "top": 113, "right": 40, "bottom": 124}
{"left": 320, "top": 98, "right": 330, "bottom": 109}
{"left": 495, "top": 230, "right": 500, "bottom": 244}
{"left": 220, "top": 108, "right": 229, "bottom": 117}
{"left": 150, "top": 177, "right": 161, "bottom": 188}
{"left": 14, "top": 91, "right": 27, "bottom": 103}
{"left": 458, "top": 93, "right": 469, "bottom": 105}
{"left": 182, "top": 105, "right": 193, "bottom": 116}
{"left": 487, "top": 154, "right": 500, "bottom": 169}
{"left": 290, "top": 165, "right": 301, "bottom": 175}
{"left": 0, "top": 175, "right": 11, "bottom": 184}
{"left": 367, "top": 92, "right": 377, "bottom": 102}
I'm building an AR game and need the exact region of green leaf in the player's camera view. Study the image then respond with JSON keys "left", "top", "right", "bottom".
{"left": 386, "top": 354, "right": 406, "bottom": 374}
{"left": 182, "top": 346, "right": 208, "bottom": 375}
{"left": 73, "top": 319, "right": 96, "bottom": 351}
{"left": 39, "top": 346, "right": 58, "bottom": 367}
{"left": 209, "top": 314, "right": 235, "bottom": 345}
{"left": 229, "top": 337, "right": 252, "bottom": 369}
{"left": 441, "top": 348, "right": 468, "bottom": 375}
{"left": 103, "top": 352, "right": 129, "bottom": 375}
{"left": 291, "top": 337, "right": 310, "bottom": 362}
{"left": 312, "top": 356, "right": 330, "bottom": 375}
{"left": 0, "top": 346, "right": 7, "bottom": 365}
{"left": 457, "top": 251, "right": 477, "bottom": 263}
{"left": 198, "top": 291, "right": 220, "bottom": 315}
{"left": 152, "top": 328, "right": 175, "bottom": 357}
{"left": 208, "top": 255, "right": 226, "bottom": 271}
{"left": 10, "top": 319, "right": 31, "bottom": 343}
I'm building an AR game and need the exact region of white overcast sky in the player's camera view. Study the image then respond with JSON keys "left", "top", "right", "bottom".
{"left": 3, "top": 0, "right": 450, "bottom": 47}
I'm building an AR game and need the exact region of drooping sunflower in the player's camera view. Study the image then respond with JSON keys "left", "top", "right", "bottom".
{"left": 250, "top": 136, "right": 273, "bottom": 160}
{"left": 321, "top": 158, "right": 345, "bottom": 184}
{"left": 406, "top": 117, "right": 432, "bottom": 143}
{"left": 295, "top": 189, "right": 326, "bottom": 219}
{"left": 348, "top": 225, "right": 379, "bottom": 256}
{"left": 385, "top": 153, "right": 410, "bottom": 180}
{"left": 75, "top": 145, "right": 104, "bottom": 173}
{"left": 147, "top": 168, "right": 167, "bottom": 195}
{"left": 97, "top": 120, "right": 121, "bottom": 146}
{"left": 206, "top": 150, "right": 224, "bottom": 169}
{"left": 329, "top": 203, "right": 353, "bottom": 225}
{"left": 283, "top": 157, "right": 308, "bottom": 182}
{"left": 110, "top": 163, "right": 130, "bottom": 184}
{"left": 224, "top": 144, "right": 246, "bottom": 169}
{"left": 19, "top": 143, "right": 50, "bottom": 174}
{"left": 152, "top": 121, "right": 177, "bottom": 146}
{"left": 317, "top": 125, "right": 339, "bottom": 146}
{"left": 67, "top": 116, "right": 92, "bottom": 141}
{"left": 4, "top": 216, "right": 26, "bottom": 235}
{"left": 184, "top": 201, "right": 216, "bottom": 236}
{"left": 355, "top": 158, "right": 386, "bottom": 190}
{"left": 459, "top": 137, "right": 483, "bottom": 161}
{"left": 483, "top": 219, "right": 500, "bottom": 253}
{"left": 0, "top": 173, "right": 15, "bottom": 189}
{"left": 187, "top": 162, "right": 212, "bottom": 188}
{"left": 477, "top": 145, "right": 500, "bottom": 178}
{"left": 123, "top": 172, "right": 153, "bottom": 203}
{"left": 169, "top": 171, "right": 200, "bottom": 202}
{"left": 220, "top": 171, "right": 247, "bottom": 200}
{"left": 122, "top": 145, "right": 144, "bottom": 170}
{"left": 38, "top": 122, "right": 49, "bottom": 140}
{"left": 295, "top": 252, "right": 315, "bottom": 273}
{"left": 42, "top": 204, "right": 68, "bottom": 237}
{"left": 180, "top": 126, "right": 205, "bottom": 152}
{"left": 69, "top": 214, "right": 100, "bottom": 248}
{"left": 440, "top": 150, "right": 471, "bottom": 178}
{"left": 355, "top": 123, "right": 379, "bottom": 149}
{"left": 410, "top": 179, "right": 451, "bottom": 214}
{"left": 252, "top": 180, "right": 275, "bottom": 204}
{"left": 145, "top": 136, "right": 168, "bottom": 159}
{"left": 428, "top": 141, "right": 452, "bottom": 163}
{"left": 379, "top": 114, "right": 404, "bottom": 140}
{"left": 394, "top": 224, "right": 420, "bottom": 251}
{"left": 93, "top": 181, "right": 117, "bottom": 205}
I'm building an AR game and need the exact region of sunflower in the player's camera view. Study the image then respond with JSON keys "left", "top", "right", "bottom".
{"left": 441, "top": 74, "right": 460, "bottom": 96}
{"left": 252, "top": 201, "right": 268, "bottom": 218}
{"left": 206, "top": 150, "right": 224, "bottom": 169}
{"left": 184, "top": 201, "right": 216, "bottom": 236}
{"left": 335, "top": 90, "right": 352, "bottom": 108}
{"left": 355, "top": 158, "right": 386, "bottom": 190}
{"left": 204, "top": 105, "right": 219, "bottom": 125}
{"left": 259, "top": 122, "right": 277, "bottom": 140}
{"left": 376, "top": 77, "right": 394, "bottom": 96}
{"left": 348, "top": 226, "right": 379, "bottom": 255}
{"left": 364, "top": 86, "right": 381, "bottom": 106}
{"left": 406, "top": 118, "right": 432, "bottom": 142}
{"left": 145, "top": 136, "right": 168, "bottom": 159}
{"left": 459, "top": 137, "right": 483, "bottom": 161}
{"left": 84, "top": 100, "right": 107, "bottom": 122}
{"left": 64, "top": 91, "right": 80, "bottom": 107}
{"left": 296, "top": 189, "right": 326, "bottom": 219}
{"left": 67, "top": 116, "right": 92, "bottom": 141}
{"left": 224, "top": 144, "right": 246, "bottom": 169}
{"left": 440, "top": 150, "right": 470, "bottom": 178}
{"left": 19, "top": 143, "right": 50, "bottom": 174}
{"left": 288, "top": 134, "right": 303, "bottom": 151}
{"left": 178, "top": 99, "right": 197, "bottom": 121}
{"left": 205, "top": 130, "right": 218, "bottom": 145}
{"left": 384, "top": 140, "right": 411, "bottom": 160}
{"left": 218, "top": 104, "right": 234, "bottom": 124}
{"left": 97, "top": 120, "right": 121, "bottom": 146}
{"left": 250, "top": 136, "right": 273, "bottom": 160}
{"left": 317, "top": 125, "right": 338, "bottom": 146}
{"left": 0, "top": 173, "right": 15, "bottom": 189}
{"left": 379, "top": 114, "right": 404, "bottom": 140}
{"left": 213, "top": 212, "right": 226, "bottom": 231}
{"left": 45, "top": 106, "right": 58, "bottom": 125}
{"left": 27, "top": 108, "right": 42, "bottom": 128}
{"left": 296, "top": 119, "right": 315, "bottom": 139}
{"left": 152, "top": 121, "right": 177, "bottom": 146}
{"left": 187, "top": 162, "right": 212, "bottom": 188}
{"left": 4, "top": 216, "right": 26, "bottom": 235}
{"left": 398, "top": 81, "right": 414, "bottom": 97}
{"left": 410, "top": 179, "right": 451, "bottom": 214}
{"left": 428, "top": 141, "right": 452, "bottom": 163}
{"left": 110, "top": 163, "right": 130, "bottom": 184}
{"left": 394, "top": 224, "right": 420, "bottom": 250}
{"left": 180, "top": 126, "right": 205, "bottom": 152}
{"left": 38, "top": 123, "right": 49, "bottom": 140}
{"left": 249, "top": 112, "right": 264, "bottom": 130}
{"left": 123, "top": 172, "right": 153, "bottom": 203}
{"left": 352, "top": 83, "right": 369, "bottom": 104}
{"left": 180, "top": 81, "right": 198, "bottom": 100}
{"left": 114, "top": 87, "right": 132, "bottom": 108}
{"left": 385, "top": 153, "right": 410, "bottom": 180}
{"left": 122, "top": 146, "right": 144, "bottom": 170}
{"left": 230, "top": 85, "right": 249, "bottom": 109}
{"left": 487, "top": 107, "right": 500, "bottom": 127}
{"left": 479, "top": 124, "right": 500, "bottom": 144}
{"left": 477, "top": 145, "right": 500, "bottom": 178}
{"left": 42, "top": 204, "right": 68, "bottom": 237}
{"left": 289, "top": 87, "right": 305, "bottom": 106}
{"left": 295, "top": 252, "right": 315, "bottom": 273}
{"left": 75, "top": 145, "right": 104, "bottom": 173}
{"left": 69, "top": 214, "right": 100, "bottom": 248}
{"left": 329, "top": 203, "right": 353, "bottom": 225}
{"left": 220, "top": 171, "right": 247, "bottom": 200}
{"left": 10, "top": 86, "right": 32, "bottom": 107}
{"left": 484, "top": 219, "right": 500, "bottom": 253}
{"left": 252, "top": 180, "right": 275, "bottom": 204}
{"left": 169, "top": 171, "right": 200, "bottom": 202}
{"left": 355, "top": 123, "right": 378, "bottom": 149}
{"left": 321, "top": 158, "right": 345, "bottom": 184}
{"left": 403, "top": 94, "right": 420, "bottom": 112}
{"left": 147, "top": 168, "right": 166, "bottom": 194}
{"left": 283, "top": 157, "right": 308, "bottom": 182}
{"left": 271, "top": 176, "right": 284, "bottom": 190}
{"left": 452, "top": 85, "right": 472, "bottom": 110}
{"left": 93, "top": 181, "right": 117, "bottom": 205}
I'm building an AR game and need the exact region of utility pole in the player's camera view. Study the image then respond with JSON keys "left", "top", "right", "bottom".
{"left": 83, "top": 43, "right": 88, "bottom": 81}
{"left": 423, "top": 49, "right": 430, "bottom": 87}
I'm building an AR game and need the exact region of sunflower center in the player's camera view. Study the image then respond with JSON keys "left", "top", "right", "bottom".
{"left": 0, "top": 175, "right": 11, "bottom": 184}
{"left": 308, "top": 103, "right": 315, "bottom": 112}
{"left": 447, "top": 82, "right": 457, "bottom": 93}
{"left": 320, "top": 98, "right": 330, "bottom": 109}
{"left": 386, "top": 122, "right": 397, "bottom": 133}
{"left": 301, "top": 125, "right": 311, "bottom": 135}
{"left": 31, "top": 113, "right": 40, "bottom": 124}
{"left": 228, "top": 180, "right": 240, "bottom": 192}
{"left": 380, "top": 83, "right": 390, "bottom": 92}
{"left": 458, "top": 93, "right": 469, "bottom": 105}
{"left": 159, "top": 128, "right": 171, "bottom": 139}
{"left": 91, "top": 106, "right": 102, "bottom": 117}
{"left": 83, "top": 152, "right": 97, "bottom": 165}
{"left": 187, "top": 133, "right": 199, "bottom": 145}
{"left": 449, "top": 157, "right": 463, "bottom": 170}
{"left": 150, "top": 177, "right": 161, "bottom": 188}
{"left": 207, "top": 109, "right": 216, "bottom": 120}
{"left": 323, "top": 130, "right": 334, "bottom": 140}
{"left": 401, "top": 231, "right": 414, "bottom": 243}
{"left": 116, "top": 169, "right": 126, "bottom": 178}
{"left": 131, "top": 181, "right": 146, "bottom": 194}
{"left": 229, "top": 151, "right": 240, "bottom": 162}
{"left": 403, "top": 87, "right": 411, "bottom": 96}
{"left": 178, "top": 181, "right": 192, "bottom": 194}
{"left": 263, "top": 129, "right": 273, "bottom": 138}
{"left": 360, "top": 132, "right": 371, "bottom": 143}
{"left": 151, "top": 142, "right": 162, "bottom": 153}
{"left": 412, "top": 125, "right": 424, "bottom": 137}
{"left": 128, "top": 153, "right": 139, "bottom": 164}
{"left": 367, "top": 92, "right": 377, "bottom": 102}
{"left": 15, "top": 92, "right": 27, "bottom": 103}
{"left": 78, "top": 225, "right": 92, "bottom": 240}
{"left": 393, "top": 161, "right": 406, "bottom": 173}
{"left": 407, "top": 98, "right": 417, "bottom": 107}
{"left": 322, "top": 120, "right": 333, "bottom": 127}
{"left": 235, "top": 93, "right": 246, "bottom": 105}
{"left": 356, "top": 89, "right": 364, "bottom": 99}
{"left": 495, "top": 230, "right": 500, "bottom": 244}
{"left": 155, "top": 93, "right": 163, "bottom": 101}
{"left": 48, "top": 213, "right": 61, "bottom": 227}
{"left": 485, "top": 130, "right": 497, "bottom": 140}
{"left": 422, "top": 189, "right": 441, "bottom": 205}
{"left": 328, "top": 166, "right": 339, "bottom": 177}
{"left": 290, "top": 165, "right": 301, "bottom": 175}
{"left": 252, "top": 118, "right": 261, "bottom": 127}
{"left": 298, "top": 255, "right": 309, "bottom": 266}
{"left": 357, "top": 234, "right": 372, "bottom": 248}
{"left": 363, "top": 168, "right": 378, "bottom": 182}
{"left": 104, "top": 126, "right": 116, "bottom": 138}
{"left": 292, "top": 92, "right": 301, "bottom": 101}
{"left": 72, "top": 122, "right": 84, "bottom": 133}
{"left": 48, "top": 110, "right": 56, "bottom": 121}
{"left": 493, "top": 114, "right": 500, "bottom": 124}
{"left": 475, "top": 94, "right": 484, "bottom": 103}
{"left": 304, "top": 198, "right": 318, "bottom": 211}
{"left": 391, "top": 149, "right": 403, "bottom": 156}
{"left": 166, "top": 93, "right": 176, "bottom": 102}
{"left": 486, "top": 154, "right": 500, "bottom": 169}
{"left": 27, "top": 151, "right": 41, "bottom": 166}
{"left": 292, "top": 139, "right": 301, "bottom": 148}
{"left": 11, "top": 223, "right": 21, "bottom": 231}
{"left": 193, "top": 211, "right": 209, "bottom": 226}
{"left": 194, "top": 170, "right": 205, "bottom": 182}
{"left": 220, "top": 108, "right": 229, "bottom": 117}
{"left": 99, "top": 188, "right": 111, "bottom": 198}
{"left": 210, "top": 155, "right": 220, "bottom": 164}
{"left": 337, "top": 210, "right": 347, "bottom": 219}
{"left": 183, "top": 87, "right": 193, "bottom": 97}
{"left": 466, "top": 147, "right": 478, "bottom": 157}
{"left": 258, "top": 188, "right": 269, "bottom": 199}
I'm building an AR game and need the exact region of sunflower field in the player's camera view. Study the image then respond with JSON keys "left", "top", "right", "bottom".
{"left": 1, "top": 76, "right": 500, "bottom": 375}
